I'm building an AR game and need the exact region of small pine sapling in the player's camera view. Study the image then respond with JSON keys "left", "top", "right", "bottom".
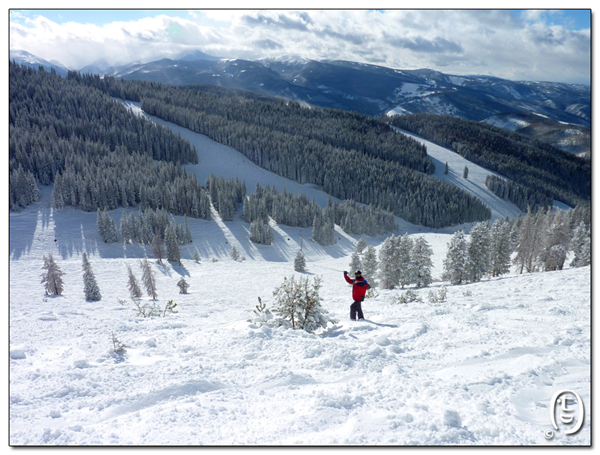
{"left": 294, "top": 250, "right": 306, "bottom": 272}
{"left": 163, "top": 300, "right": 178, "bottom": 317}
{"left": 111, "top": 332, "right": 127, "bottom": 354}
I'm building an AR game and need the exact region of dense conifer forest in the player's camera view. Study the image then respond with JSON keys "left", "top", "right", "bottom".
{"left": 67, "top": 72, "right": 491, "bottom": 228}
{"left": 388, "top": 113, "right": 591, "bottom": 208}
{"left": 9, "top": 63, "right": 209, "bottom": 216}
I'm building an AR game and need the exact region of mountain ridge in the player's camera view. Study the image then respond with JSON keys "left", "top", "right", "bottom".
{"left": 10, "top": 49, "right": 590, "bottom": 156}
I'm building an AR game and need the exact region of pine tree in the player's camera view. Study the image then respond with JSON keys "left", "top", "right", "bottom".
{"left": 102, "top": 209, "right": 119, "bottom": 243}
{"left": 81, "top": 252, "right": 101, "bottom": 301}
{"left": 513, "top": 206, "right": 536, "bottom": 274}
{"left": 443, "top": 231, "right": 469, "bottom": 285}
{"left": 349, "top": 252, "right": 362, "bottom": 274}
{"left": 127, "top": 264, "right": 143, "bottom": 299}
{"left": 41, "top": 254, "right": 64, "bottom": 295}
{"left": 444, "top": 162, "right": 449, "bottom": 175}
{"left": 193, "top": 249, "right": 201, "bottom": 263}
{"left": 152, "top": 233, "right": 164, "bottom": 263}
{"left": 490, "top": 219, "right": 512, "bottom": 277}
{"left": 52, "top": 174, "right": 65, "bottom": 209}
{"left": 378, "top": 235, "right": 399, "bottom": 289}
{"left": 361, "top": 245, "right": 378, "bottom": 287}
{"left": 294, "top": 250, "right": 306, "bottom": 272}
{"left": 272, "top": 276, "right": 334, "bottom": 333}
{"left": 467, "top": 222, "right": 491, "bottom": 282}
{"left": 230, "top": 246, "right": 240, "bottom": 261}
{"left": 570, "top": 221, "right": 591, "bottom": 268}
{"left": 463, "top": 166, "right": 469, "bottom": 179}
{"left": 355, "top": 237, "right": 367, "bottom": 254}
{"left": 397, "top": 234, "right": 414, "bottom": 289}
{"left": 410, "top": 236, "right": 433, "bottom": 288}
{"left": 140, "top": 256, "right": 158, "bottom": 300}
{"left": 164, "top": 222, "right": 181, "bottom": 264}
{"left": 539, "top": 210, "right": 570, "bottom": 271}
{"left": 120, "top": 211, "right": 132, "bottom": 244}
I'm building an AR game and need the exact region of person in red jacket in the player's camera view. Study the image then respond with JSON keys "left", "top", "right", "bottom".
{"left": 344, "top": 270, "right": 370, "bottom": 321}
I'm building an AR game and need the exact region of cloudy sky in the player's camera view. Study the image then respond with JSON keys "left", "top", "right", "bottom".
{"left": 9, "top": 7, "right": 591, "bottom": 85}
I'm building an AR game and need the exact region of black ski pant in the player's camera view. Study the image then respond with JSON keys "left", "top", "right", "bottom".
{"left": 350, "top": 300, "right": 364, "bottom": 320}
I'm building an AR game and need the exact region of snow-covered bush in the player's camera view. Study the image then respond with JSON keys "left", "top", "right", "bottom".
{"left": 177, "top": 278, "right": 189, "bottom": 294}
{"left": 428, "top": 287, "right": 448, "bottom": 303}
{"left": 272, "top": 276, "right": 337, "bottom": 333}
{"left": 395, "top": 289, "right": 422, "bottom": 304}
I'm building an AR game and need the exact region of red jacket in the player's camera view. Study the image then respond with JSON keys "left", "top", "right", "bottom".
{"left": 344, "top": 274, "right": 370, "bottom": 301}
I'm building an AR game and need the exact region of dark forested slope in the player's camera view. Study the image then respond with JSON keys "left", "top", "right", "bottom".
{"left": 389, "top": 113, "right": 590, "bottom": 208}
{"left": 77, "top": 74, "right": 492, "bottom": 228}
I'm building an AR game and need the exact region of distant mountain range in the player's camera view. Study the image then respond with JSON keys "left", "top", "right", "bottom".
{"left": 10, "top": 49, "right": 590, "bottom": 156}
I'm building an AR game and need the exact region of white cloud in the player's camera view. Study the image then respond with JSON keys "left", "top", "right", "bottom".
{"left": 9, "top": 9, "right": 590, "bottom": 84}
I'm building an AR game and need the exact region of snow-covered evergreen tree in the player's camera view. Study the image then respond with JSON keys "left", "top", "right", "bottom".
{"left": 151, "top": 233, "right": 164, "bottom": 263}
{"left": 361, "top": 245, "right": 378, "bottom": 287}
{"left": 52, "top": 174, "right": 64, "bottom": 209}
{"left": 193, "top": 249, "right": 201, "bottom": 263}
{"left": 81, "top": 252, "right": 101, "bottom": 301}
{"left": 272, "top": 276, "right": 335, "bottom": 333}
{"left": 127, "top": 264, "right": 143, "bottom": 299}
{"left": 378, "top": 235, "right": 399, "bottom": 289}
{"left": 250, "top": 219, "right": 273, "bottom": 245}
{"left": 294, "top": 250, "right": 306, "bottom": 272}
{"left": 140, "top": 256, "right": 158, "bottom": 300}
{"left": 164, "top": 222, "right": 181, "bottom": 264}
{"left": 41, "top": 254, "right": 64, "bottom": 296}
{"left": 443, "top": 231, "right": 469, "bottom": 285}
{"left": 98, "top": 208, "right": 119, "bottom": 243}
{"left": 230, "top": 246, "right": 240, "bottom": 261}
{"left": 397, "top": 234, "right": 414, "bottom": 289}
{"left": 514, "top": 207, "right": 536, "bottom": 274}
{"left": 410, "top": 236, "right": 433, "bottom": 288}
{"left": 311, "top": 212, "right": 335, "bottom": 246}
{"left": 570, "top": 221, "right": 591, "bottom": 268}
{"left": 120, "top": 211, "right": 133, "bottom": 244}
{"left": 539, "top": 209, "right": 570, "bottom": 271}
{"left": 467, "top": 222, "right": 491, "bottom": 282}
{"left": 349, "top": 252, "right": 362, "bottom": 275}
{"left": 490, "top": 219, "right": 512, "bottom": 277}
{"left": 355, "top": 237, "right": 367, "bottom": 254}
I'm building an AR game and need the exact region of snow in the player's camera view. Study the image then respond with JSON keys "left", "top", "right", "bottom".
{"left": 9, "top": 104, "right": 591, "bottom": 447}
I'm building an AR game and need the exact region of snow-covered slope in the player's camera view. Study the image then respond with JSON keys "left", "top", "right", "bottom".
{"left": 9, "top": 107, "right": 591, "bottom": 446}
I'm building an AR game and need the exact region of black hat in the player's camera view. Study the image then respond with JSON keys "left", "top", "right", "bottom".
{"left": 355, "top": 271, "right": 362, "bottom": 276}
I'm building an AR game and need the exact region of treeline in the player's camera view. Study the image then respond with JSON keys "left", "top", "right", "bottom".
{"left": 73, "top": 73, "right": 492, "bottom": 228}
{"left": 442, "top": 204, "right": 590, "bottom": 286}
{"left": 9, "top": 62, "right": 202, "bottom": 214}
{"left": 389, "top": 113, "right": 591, "bottom": 208}
{"left": 485, "top": 175, "right": 553, "bottom": 213}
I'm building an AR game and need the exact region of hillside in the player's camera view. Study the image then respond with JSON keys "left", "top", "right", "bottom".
{"left": 9, "top": 189, "right": 591, "bottom": 446}
{"left": 10, "top": 98, "right": 591, "bottom": 445}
